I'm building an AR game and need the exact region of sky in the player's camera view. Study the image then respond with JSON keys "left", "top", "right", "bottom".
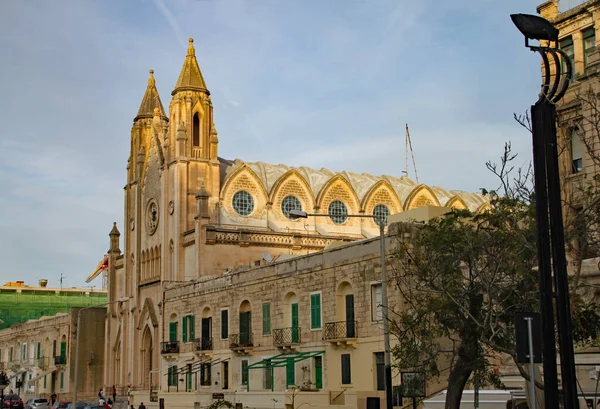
{"left": 0, "top": 0, "right": 546, "bottom": 289}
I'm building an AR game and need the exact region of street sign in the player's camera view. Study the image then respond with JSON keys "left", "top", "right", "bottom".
{"left": 515, "top": 312, "right": 542, "bottom": 363}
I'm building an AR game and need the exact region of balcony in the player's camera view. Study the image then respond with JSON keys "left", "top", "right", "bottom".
{"left": 193, "top": 338, "right": 213, "bottom": 353}
{"left": 273, "top": 327, "right": 301, "bottom": 349}
{"left": 54, "top": 355, "right": 66, "bottom": 366}
{"left": 229, "top": 333, "right": 253, "bottom": 353}
{"left": 160, "top": 341, "right": 180, "bottom": 356}
{"left": 38, "top": 357, "right": 50, "bottom": 369}
{"left": 323, "top": 321, "right": 358, "bottom": 346}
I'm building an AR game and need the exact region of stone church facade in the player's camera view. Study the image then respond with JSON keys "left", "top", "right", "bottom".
{"left": 104, "top": 38, "right": 488, "bottom": 407}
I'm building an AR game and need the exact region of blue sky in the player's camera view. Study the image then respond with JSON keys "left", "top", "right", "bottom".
{"left": 0, "top": 0, "right": 543, "bottom": 289}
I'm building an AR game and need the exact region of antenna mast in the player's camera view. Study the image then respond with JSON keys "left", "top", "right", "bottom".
{"left": 405, "top": 124, "right": 419, "bottom": 183}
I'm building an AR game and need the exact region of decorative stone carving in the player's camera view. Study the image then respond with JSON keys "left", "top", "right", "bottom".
{"left": 146, "top": 199, "right": 159, "bottom": 235}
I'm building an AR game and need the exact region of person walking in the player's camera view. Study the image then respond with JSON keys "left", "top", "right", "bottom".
{"left": 112, "top": 386, "right": 117, "bottom": 403}
{"left": 138, "top": 402, "right": 146, "bottom": 409}
{"left": 50, "top": 393, "right": 57, "bottom": 406}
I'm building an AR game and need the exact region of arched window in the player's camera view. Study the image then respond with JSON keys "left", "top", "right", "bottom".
{"left": 328, "top": 200, "right": 348, "bottom": 224}
{"left": 192, "top": 113, "right": 200, "bottom": 147}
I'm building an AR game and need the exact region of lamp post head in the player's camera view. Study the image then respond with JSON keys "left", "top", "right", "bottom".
{"left": 289, "top": 210, "right": 309, "bottom": 219}
{"left": 510, "top": 14, "right": 558, "bottom": 42}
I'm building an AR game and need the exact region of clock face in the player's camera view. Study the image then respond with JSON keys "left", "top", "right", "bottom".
{"left": 130, "top": 218, "right": 135, "bottom": 231}
{"left": 146, "top": 199, "right": 159, "bottom": 235}
{"left": 169, "top": 200, "right": 174, "bottom": 215}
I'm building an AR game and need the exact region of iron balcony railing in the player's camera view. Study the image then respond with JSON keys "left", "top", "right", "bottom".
{"left": 229, "top": 333, "right": 253, "bottom": 349}
{"left": 323, "top": 320, "right": 358, "bottom": 340}
{"left": 193, "top": 337, "right": 213, "bottom": 351}
{"left": 38, "top": 357, "right": 50, "bottom": 369}
{"left": 54, "top": 355, "right": 66, "bottom": 366}
{"left": 273, "top": 327, "right": 301, "bottom": 347}
{"left": 160, "top": 341, "right": 180, "bottom": 354}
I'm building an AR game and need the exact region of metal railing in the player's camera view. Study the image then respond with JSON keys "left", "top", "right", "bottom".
{"left": 273, "top": 327, "right": 301, "bottom": 347}
{"left": 193, "top": 337, "right": 213, "bottom": 351}
{"left": 229, "top": 333, "right": 253, "bottom": 348}
{"left": 323, "top": 321, "right": 358, "bottom": 340}
{"left": 54, "top": 355, "right": 66, "bottom": 366}
{"left": 160, "top": 341, "right": 180, "bottom": 354}
{"left": 38, "top": 357, "right": 50, "bottom": 369}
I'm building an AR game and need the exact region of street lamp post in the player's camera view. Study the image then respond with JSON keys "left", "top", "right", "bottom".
{"left": 289, "top": 210, "right": 393, "bottom": 409}
{"left": 511, "top": 13, "right": 578, "bottom": 409}
{"left": 72, "top": 297, "right": 129, "bottom": 405}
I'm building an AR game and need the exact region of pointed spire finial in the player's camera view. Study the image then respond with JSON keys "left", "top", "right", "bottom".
{"left": 187, "top": 38, "right": 195, "bottom": 56}
{"left": 148, "top": 69, "right": 155, "bottom": 87}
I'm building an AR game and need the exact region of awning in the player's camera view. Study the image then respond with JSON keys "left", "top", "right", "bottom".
{"left": 247, "top": 350, "right": 324, "bottom": 370}
{"left": 27, "top": 367, "right": 58, "bottom": 386}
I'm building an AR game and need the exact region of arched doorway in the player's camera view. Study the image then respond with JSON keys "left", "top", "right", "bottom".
{"left": 141, "top": 327, "right": 153, "bottom": 390}
{"left": 336, "top": 281, "right": 355, "bottom": 338}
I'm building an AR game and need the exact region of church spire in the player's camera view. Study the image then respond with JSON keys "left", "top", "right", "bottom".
{"left": 172, "top": 38, "right": 209, "bottom": 95}
{"left": 135, "top": 70, "right": 167, "bottom": 121}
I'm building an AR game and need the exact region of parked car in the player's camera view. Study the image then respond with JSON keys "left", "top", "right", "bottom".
{"left": 51, "top": 402, "right": 70, "bottom": 409}
{"left": 24, "top": 399, "right": 48, "bottom": 409}
{"left": 83, "top": 406, "right": 104, "bottom": 409}
{"left": 3, "top": 395, "right": 23, "bottom": 409}
{"left": 65, "top": 403, "right": 86, "bottom": 409}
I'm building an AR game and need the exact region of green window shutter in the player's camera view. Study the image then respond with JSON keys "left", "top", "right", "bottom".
{"left": 314, "top": 356, "right": 323, "bottom": 389}
{"left": 37, "top": 342, "right": 41, "bottom": 359}
{"left": 190, "top": 316, "right": 195, "bottom": 340}
{"left": 60, "top": 372, "right": 64, "bottom": 389}
{"left": 286, "top": 358, "right": 295, "bottom": 387}
{"left": 262, "top": 303, "right": 271, "bottom": 335}
{"left": 182, "top": 316, "right": 188, "bottom": 343}
{"left": 310, "top": 294, "right": 321, "bottom": 329}
{"left": 169, "top": 322, "right": 178, "bottom": 342}
{"left": 60, "top": 342, "right": 66, "bottom": 358}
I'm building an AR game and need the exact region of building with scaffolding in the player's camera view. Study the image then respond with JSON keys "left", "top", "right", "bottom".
{"left": 0, "top": 281, "right": 107, "bottom": 330}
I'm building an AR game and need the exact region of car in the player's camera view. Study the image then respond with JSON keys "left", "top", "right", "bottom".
{"left": 3, "top": 395, "right": 23, "bottom": 409}
{"left": 83, "top": 406, "right": 104, "bottom": 409}
{"left": 51, "top": 403, "right": 70, "bottom": 409}
{"left": 24, "top": 399, "right": 48, "bottom": 409}
{"left": 65, "top": 403, "right": 86, "bottom": 409}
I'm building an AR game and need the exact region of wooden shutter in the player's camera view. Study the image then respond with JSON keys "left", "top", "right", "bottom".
{"left": 190, "top": 316, "right": 195, "bottom": 340}
{"left": 341, "top": 354, "right": 351, "bottom": 384}
{"left": 286, "top": 358, "right": 295, "bottom": 387}
{"left": 310, "top": 293, "right": 321, "bottom": 329}
{"left": 182, "top": 316, "right": 188, "bottom": 343}
{"left": 169, "top": 322, "right": 178, "bottom": 342}
{"left": 221, "top": 310, "right": 228, "bottom": 339}
{"left": 315, "top": 356, "right": 323, "bottom": 389}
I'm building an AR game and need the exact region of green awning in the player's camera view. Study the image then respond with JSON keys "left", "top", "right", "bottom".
{"left": 247, "top": 350, "right": 324, "bottom": 370}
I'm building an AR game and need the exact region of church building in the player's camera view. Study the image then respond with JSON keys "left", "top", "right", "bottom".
{"left": 103, "top": 38, "right": 488, "bottom": 407}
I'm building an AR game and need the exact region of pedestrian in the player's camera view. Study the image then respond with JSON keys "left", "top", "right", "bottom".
{"left": 138, "top": 402, "right": 146, "bottom": 409}
{"left": 50, "top": 393, "right": 57, "bottom": 406}
{"left": 112, "top": 385, "right": 117, "bottom": 403}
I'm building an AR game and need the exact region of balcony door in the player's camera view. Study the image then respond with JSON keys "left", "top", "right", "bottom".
{"left": 239, "top": 311, "right": 252, "bottom": 345}
{"left": 201, "top": 317, "right": 212, "bottom": 349}
{"left": 291, "top": 303, "right": 299, "bottom": 343}
{"left": 345, "top": 294, "right": 355, "bottom": 338}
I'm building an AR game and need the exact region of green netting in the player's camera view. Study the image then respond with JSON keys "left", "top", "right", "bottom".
{"left": 0, "top": 291, "right": 107, "bottom": 329}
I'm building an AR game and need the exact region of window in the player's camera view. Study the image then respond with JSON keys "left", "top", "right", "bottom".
{"left": 375, "top": 352, "right": 385, "bottom": 391}
{"left": 286, "top": 358, "right": 295, "bottom": 388}
{"left": 310, "top": 293, "right": 322, "bottom": 329}
{"left": 262, "top": 303, "right": 271, "bottom": 335}
{"left": 571, "top": 129, "right": 583, "bottom": 174}
{"left": 168, "top": 365, "right": 178, "bottom": 387}
{"left": 169, "top": 322, "right": 178, "bottom": 342}
{"left": 192, "top": 113, "right": 200, "bottom": 147}
{"left": 232, "top": 191, "right": 254, "bottom": 216}
{"left": 60, "top": 372, "right": 64, "bottom": 390}
{"left": 584, "top": 27, "right": 596, "bottom": 67}
{"left": 43, "top": 375, "right": 46, "bottom": 389}
{"left": 200, "top": 363, "right": 211, "bottom": 386}
{"left": 222, "top": 361, "right": 229, "bottom": 389}
{"left": 328, "top": 201, "right": 348, "bottom": 224}
{"left": 37, "top": 342, "right": 41, "bottom": 359}
{"left": 560, "top": 36, "right": 574, "bottom": 75}
{"left": 341, "top": 354, "right": 351, "bottom": 385}
{"left": 22, "top": 344, "right": 27, "bottom": 360}
{"left": 373, "top": 204, "right": 390, "bottom": 227}
{"left": 221, "top": 309, "right": 229, "bottom": 339}
{"left": 371, "top": 283, "right": 383, "bottom": 321}
{"left": 281, "top": 196, "right": 302, "bottom": 219}
{"left": 241, "top": 360, "right": 249, "bottom": 386}
{"left": 264, "top": 359, "right": 273, "bottom": 390}
{"left": 182, "top": 315, "right": 195, "bottom": 343}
